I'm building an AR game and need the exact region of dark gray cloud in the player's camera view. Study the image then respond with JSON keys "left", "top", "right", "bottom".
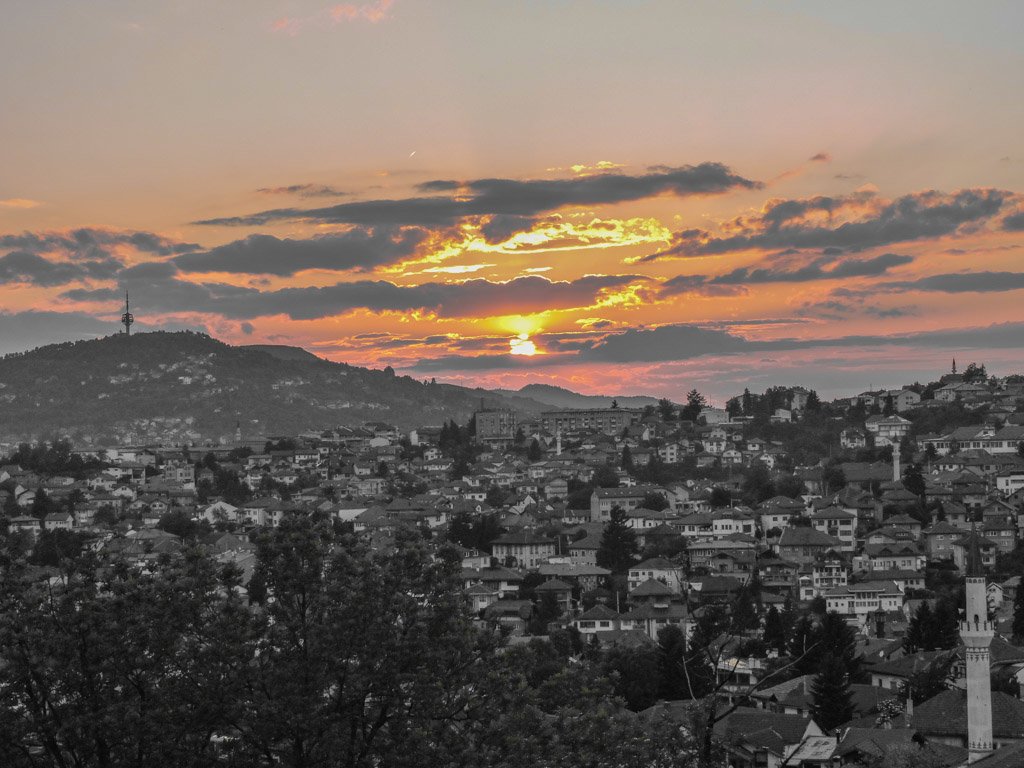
{"left": 660, "top": 252, "right": 913, "bottom": 296}
{"left": 0, "top": 251, "right": 122, "bottom": 287}
{"left": 406, "top": 319, "right": 1024, "bottom": 372}
{"left": 63, "top": 273, "right": 644, "bottom": 321}
{"left": 809, "top": 152, "right": 831, "bottom": 162}
{"left": 876, "top": 271, "right": 1024, "bottom": 294}
{"left": 0, "top": 228, "right": 199, "bottom": 259}
{"left": 643, "top": 188, "right": 1010, "bottom": 261}
{"left": 194, "top": 163, "right": 759, "bottom": 227}
{"left": 1003, "top": 211, "right": 1024, "bottom": 231}
{"left": 174, "top": 227, "right": 430, "bottom": 275}
{"left": 479, "top": 215, "right": 540, "bottom": 244}
{"left": 255, "top": 184, "right": 347, "bottom": 198}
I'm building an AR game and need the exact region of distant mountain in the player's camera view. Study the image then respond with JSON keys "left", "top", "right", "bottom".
{"left": 495, "top": 383, "right": 662, "bottom": 410}
{"left": 0, "top": 332, "right": 549, "bottom": 444}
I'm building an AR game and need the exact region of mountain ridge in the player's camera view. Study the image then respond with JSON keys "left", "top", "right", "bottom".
{"left": 0, "top": 332, "right": 553, "bottom": 444}
{"left": 494, "top": 383, "right": 662, "bottom": 410}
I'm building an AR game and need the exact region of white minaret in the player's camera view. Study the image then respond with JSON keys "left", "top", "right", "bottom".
{"left": 961, "top": 533, "right": 994, "bottom": 762}
{"left": 556, "top": 429, "right": 562, "bottom": 456}
{"left": 892, "top": 448, "right": 901, "bottom": 484}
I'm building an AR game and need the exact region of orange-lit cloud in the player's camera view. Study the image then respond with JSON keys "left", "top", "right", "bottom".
{"left": 0, "top": 199, "right": 43, "bottom": 209}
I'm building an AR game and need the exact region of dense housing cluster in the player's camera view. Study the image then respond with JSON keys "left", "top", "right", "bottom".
{"left": 5, "top": 363, "right": 1024, "bottom": 767}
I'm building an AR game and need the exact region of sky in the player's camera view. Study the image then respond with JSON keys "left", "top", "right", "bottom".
{"left": 2, "top": 0, "right": 1023, "bottom": 403}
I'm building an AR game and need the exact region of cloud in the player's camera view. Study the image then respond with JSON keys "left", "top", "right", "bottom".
{"left": 329, "top": 0, "right": 394, "bottom": 24}
{"left": 173, "top": 227, "right": 429, "bottom": 275}
{"left": 405, "top": 320, "right": 1024, "bottom": 372}
{"left": 0, "top": 251, "right": 121, "bottom": 287}
{"left": 660, "top": 252, "right": 913, "bottom": 296}
{"left": 809, "top": 152, "right": 831, "bottom": 163}
{"left": 271, "top": 0, "right": 394, "bottom": 35}
{"left": 1003, "top": 211, "right": 1024, "bottom": 231}
{"left": 1, "top": 228, "right": 199, "bottom": 259}
{"left": 194, "top": 163, "right": 759, "bottom": 227}
{"left": 641, "top": 188, "right": 1010, "bottom": 261}
{"left": 874, "top": 271, "right": 1024, "bottom": 294}
{"left": 240, "top": 322, "right": 255, "bottom": 335}
{"left": 255, "top": 184, "right": 347, "bottom": 198}
{"left": 0, "top": 198, "right": 43, "bottom": 209}
{"left": 62, "top": 272, "right": 645, "bottom": 321}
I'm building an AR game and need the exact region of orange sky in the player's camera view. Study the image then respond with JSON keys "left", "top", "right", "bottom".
{"left": 2, "top": 1, "right": 1023, "bottom": 401}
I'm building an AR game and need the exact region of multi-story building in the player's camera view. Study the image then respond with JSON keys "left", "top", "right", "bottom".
{"left": 475, "top": 408, "right": 518, "bottom": 448}
{"left": 540, "top": 408, "right": 641, "bottom": 435}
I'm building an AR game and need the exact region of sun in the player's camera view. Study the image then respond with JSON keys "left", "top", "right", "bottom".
{"left": 509, "top": 333, "right": 538, "bottom": 356}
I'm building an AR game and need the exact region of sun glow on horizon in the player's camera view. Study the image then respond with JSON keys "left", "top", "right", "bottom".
{"left": 509, "top": 333, "right": 538, "bottom": 356}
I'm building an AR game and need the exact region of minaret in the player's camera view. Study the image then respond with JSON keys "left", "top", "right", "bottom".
{"left": 952, "top": 358, "right": 958, "bottom": 376}
{"left": 961, "top": 527, "right": 994, "bottom": 762}
{"left": 121, "top": 290, "right": 134, "bottom": 336}
{"left": 892, "top": 448, "right": 901, "bottom": 485}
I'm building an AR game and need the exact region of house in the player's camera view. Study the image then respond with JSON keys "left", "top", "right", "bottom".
{"left": 841, "top": 428, "right": 867, "bottom": 449}
{"left": 628, "top": 557, "right": 685, "bottom": 593}
{"left": 952, "top": 532, "right": 998, "bottom": 572}
{"left": 490, "top": 531, "right": 556, "bottom": 569}
{"left": 809, "top": 507, "right": 857, "bottom": 552}
{"left": 589, "top": 485, "right": 670, "bottom": 523}
{"left": 825, "top": 580, "right": 905, "bottom": 627}
{"left": 775, "top": 526, "right": 841, "bottom": 565}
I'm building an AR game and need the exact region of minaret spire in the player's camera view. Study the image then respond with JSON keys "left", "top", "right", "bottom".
{"left": 121, "top": 290, "right": 134, "bottom": 336}
{"left": 962, "top": 519, "right": 994, "bottom": 762}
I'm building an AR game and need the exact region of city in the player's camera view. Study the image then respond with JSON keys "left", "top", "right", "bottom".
{"left": 3, "top": 345, "right": 1024, "bottom": 766}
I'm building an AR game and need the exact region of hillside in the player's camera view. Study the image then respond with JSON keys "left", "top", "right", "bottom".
{"left": 0, "top": 332, "right": 549, "bottom": 444}
{"left": 496, "top": 383, "right": 662, "bottom": 410}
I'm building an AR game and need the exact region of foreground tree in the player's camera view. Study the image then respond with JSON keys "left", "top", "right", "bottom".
{"left": 0, "top": 514, "right": 709, "bottom": 768}
{"left": 596, "top": 507, "right": 638, "bottom": 574}
{"left": 810, "top": 653, "right": 854, "bottom": 731}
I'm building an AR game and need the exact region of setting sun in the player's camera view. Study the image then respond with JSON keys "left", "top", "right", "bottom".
{"left": 509, "top": 333, "right": 538, "bottom": 356}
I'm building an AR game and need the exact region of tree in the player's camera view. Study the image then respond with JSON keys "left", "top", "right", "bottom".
{"left": 681, "top": 389, "right": 707, "bottom": 422}
{"left": 763, "top": 606, "right": 788, "bottom": 654}
{"left": 905, "top": 601, "right": 933, "bottom": 652}
{"left": 709, "top": 486, "right": 731, "bottom": 509}
{"left": 27, "top": 528, "right": 85, "bottom": 567}
{"left": 621, "top": 444, "right": 634, "bottom": 471}
{"left": 658, "top": 398, "right": 676, "bottom": 422}
{"left": 730, "top": 584, "right": 758, "bottom": 633}
{"left": 603, "top": 644, "right": 661, "bottom": 711}
{"left": 528, "top": 438, "right": 543, "bottom": 461}
{"left": 903, "top": 653, "right": 954, "bottom": 705}
{"left": 658, "top": 625, "right": 690, "bottom": 700}
{"left": 592, "top": 464, "right": 620, "bottom": 489}
{"left": 596, "top": 507, "right": 638, "bottom": 574}
{"left": 1013, "top": 579, "right": 1024, "bottom": 643}
{"left": 809, "top": 653, "right": 854, "bottom": 731}
{"left": 904, "top": 462, "right": 926, "bottom": 498}
{"left": 641, "top": 490, "right": 669, "bottom": 512}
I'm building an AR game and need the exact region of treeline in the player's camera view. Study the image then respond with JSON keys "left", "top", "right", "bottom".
{"left": 0, "top": 517, "right": 710, "bottom": 768}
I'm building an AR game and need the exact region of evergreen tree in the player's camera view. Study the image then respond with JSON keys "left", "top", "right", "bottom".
{"left": 657, "top": 625, "right": 690, "bottom": 700}
{"left": 527, "top": 438, "right": 543, "bottom": 461}
{"left": 621, "top": 444, "right": 634, "bottom": 471}
{"left": 596, "top": 507, "right": 638, "bottom": 574}
{"left": 763, "top": 606, "right": 787, "bottom": 654}
{"left": 905, "top": 601, "right": 933, "bottom": 652}
{"left": 730, "top": 584, "right": 758, "bottom": 633}
{"left": 1013, "top": 582, "right": 1024, "bottom": 643}
{"left": 810, "top": 653, "right": 854, "bottom": 731}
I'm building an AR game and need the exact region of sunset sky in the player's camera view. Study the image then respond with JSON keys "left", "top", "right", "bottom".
{"left": 2, "top": 1, "right": 1023, "bottom": 402}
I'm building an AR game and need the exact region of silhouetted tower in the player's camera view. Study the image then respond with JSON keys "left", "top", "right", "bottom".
{"left": 962, "top": 523, "right": 994, "bottom": 762}
{"left": 952, "top": 358, "right": 957, "bottom": 375}
{"left": 121, "top": 291, "right": 134, "bottom": 336}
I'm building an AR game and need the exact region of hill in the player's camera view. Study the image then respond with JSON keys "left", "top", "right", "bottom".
{"left": 0, "top": 332, "right": 549, "bottom": 444}
{"left": 496, "top": 383, "right": 662, "bottom": 410}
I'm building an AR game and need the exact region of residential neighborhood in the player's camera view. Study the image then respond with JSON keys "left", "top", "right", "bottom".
{"left": 5, "top": 363, "right": 1024, "bottom": 767}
